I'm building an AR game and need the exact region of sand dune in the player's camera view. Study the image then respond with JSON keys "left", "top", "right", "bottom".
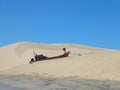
{"left": 0, "top": 42, "right": 120, "bottom": 80}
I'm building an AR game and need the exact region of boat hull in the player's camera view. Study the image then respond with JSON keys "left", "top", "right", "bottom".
{"left": 30, "top": 51, "right": 70, "bottom": 63}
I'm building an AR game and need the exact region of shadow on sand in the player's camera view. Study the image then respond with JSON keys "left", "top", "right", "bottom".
{"left": 0, "top": 75, "right": 120, "bottom": 90}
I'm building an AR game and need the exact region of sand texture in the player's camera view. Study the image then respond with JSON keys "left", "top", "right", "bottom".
{"left": 0, "top": 42, "right": 120, "bottom": 80}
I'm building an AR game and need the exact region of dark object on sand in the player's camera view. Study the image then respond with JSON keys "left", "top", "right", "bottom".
{"left": 78, "top": 54, "right": 81, "bottom": 56}
{"left": 29, "top": 48, "right": 70, "bottom": 64}
{"left": 63, "top": 48, "right": 66, "bottom": 53}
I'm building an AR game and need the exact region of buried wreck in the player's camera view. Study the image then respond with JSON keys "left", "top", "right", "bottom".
{"left": 29, "top": 48, "right": 70, "bottom": 64}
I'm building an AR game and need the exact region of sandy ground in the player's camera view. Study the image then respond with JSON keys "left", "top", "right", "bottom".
{"left": 0, "top": 42, "right": 120, "bottom": 80}
{"left": 0, "top": 42, "right": 120, "bottom": 90}
{"left": 0, "top": 75, "right": 120, "bottom": 90}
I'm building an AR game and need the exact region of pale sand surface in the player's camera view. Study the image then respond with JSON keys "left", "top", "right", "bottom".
{"left": 1, "top": 42, "right": 120, "bottom": 90}
{"left": 0, "top": 42, "right": 120, "bottom": 80}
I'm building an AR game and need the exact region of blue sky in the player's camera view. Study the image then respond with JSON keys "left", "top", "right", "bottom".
{"left": 0, "top": 0, "right": 120, "bottom": 49}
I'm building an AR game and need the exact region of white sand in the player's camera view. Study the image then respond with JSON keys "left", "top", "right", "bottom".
{"left": 0, "top": 42, "right": 120, "bottom": 80}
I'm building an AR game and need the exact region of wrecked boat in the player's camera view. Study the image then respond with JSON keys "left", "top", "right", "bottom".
{"left": 29, "top": 48, "right": 70, "bottom": 63}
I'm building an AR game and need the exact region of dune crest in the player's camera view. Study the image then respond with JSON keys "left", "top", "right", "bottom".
{"left": 0, "top": 42, "right": 120, "bottom": 80}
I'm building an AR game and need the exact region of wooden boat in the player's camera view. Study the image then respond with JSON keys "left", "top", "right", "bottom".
{"left": 46, "top": 51, "right": 70, "bottom": 60}
{"left": 29, "top": 51, "right": 70, "bottom": 63}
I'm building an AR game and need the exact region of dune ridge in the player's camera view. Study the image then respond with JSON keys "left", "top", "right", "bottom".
{"left": 0, "top": 42, "right": 120, "bottom": 80}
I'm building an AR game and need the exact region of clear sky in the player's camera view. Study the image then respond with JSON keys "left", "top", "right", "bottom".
{"left": 0, "top": 0, "right": 120, "bottom": 50}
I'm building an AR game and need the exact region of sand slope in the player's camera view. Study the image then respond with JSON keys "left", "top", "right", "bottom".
{"left": 0, "top": 42, "right": 120, "bottom": 80}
